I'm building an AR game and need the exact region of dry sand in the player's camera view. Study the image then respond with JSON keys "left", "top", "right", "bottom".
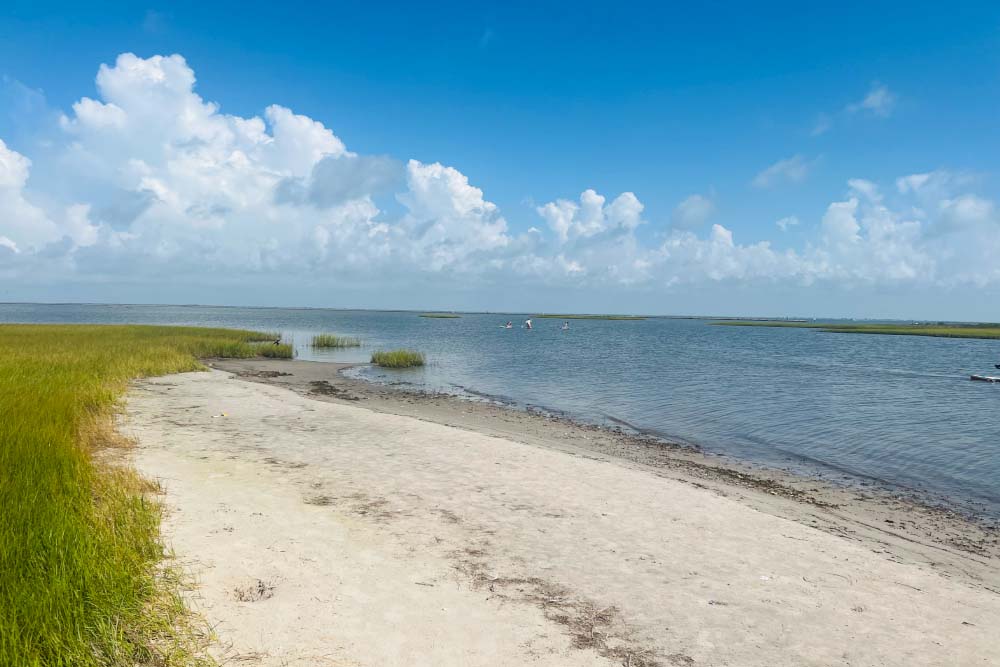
{"left": 125, "top": 362, "right": 1000, "bottom": 666}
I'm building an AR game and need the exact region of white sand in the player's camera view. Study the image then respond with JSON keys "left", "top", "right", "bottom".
{"left": 126, "top": 370, "right": 1000, "bottom": 666}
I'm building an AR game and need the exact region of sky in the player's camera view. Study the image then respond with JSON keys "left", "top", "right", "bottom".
{"left": 1, "top": 1, "right": 1000, "bottom": 318}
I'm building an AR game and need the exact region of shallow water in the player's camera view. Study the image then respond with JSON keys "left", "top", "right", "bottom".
{"left": 4, "top": 303, "right": 999, "bottom": 518}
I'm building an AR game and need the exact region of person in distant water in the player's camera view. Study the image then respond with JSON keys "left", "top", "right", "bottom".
{"left": 561, "top": 321, "right": 569, "bottom": 330}
{"left": 525, "top": 319, "right": 532, "bottom": 329}
{"left": 505, "top": 321, "right": 513, "bottom": 328}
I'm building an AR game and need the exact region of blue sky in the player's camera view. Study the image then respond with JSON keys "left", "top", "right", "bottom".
{"left": 2, "top": 2, "right": 1000, "bottom": 318}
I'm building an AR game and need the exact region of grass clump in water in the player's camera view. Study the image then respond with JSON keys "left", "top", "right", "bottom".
{"left": 419, "top": 313, "right": 461, "bottom": 318}
{"left": 255, "top": 342, "right": 294, "bottom": 358}
{"left": 0, "top": 324, "right": 279, "bottom": 666}
{"left": 371, "top": 349, "right": 425, "bottom": 368}
{"left": 312, "top": 334, "right": 361, "bottom": 348}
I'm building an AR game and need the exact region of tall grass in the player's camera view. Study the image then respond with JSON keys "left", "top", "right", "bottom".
{"left": 371, "top": 349, "right": 425, "bottom": 368}
{"left": 312, "top": 334, "right": 361, "bottom": 348}
{"left": 241, "top": 331, "right": 281, "bottom": 342}
{"left": 255, "top": 342, "right": 294, "bottom": 358}
{"left": 0, "top": 324, "right": 280, "bottom": 666}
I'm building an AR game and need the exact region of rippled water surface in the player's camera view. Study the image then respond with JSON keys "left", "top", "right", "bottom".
{"left": 5, "top": 303, "right": 999, "bottom": 518}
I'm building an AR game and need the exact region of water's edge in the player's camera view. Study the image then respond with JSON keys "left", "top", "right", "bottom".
{"left": 341, "top": 363, "right": 998, "bottom": 527}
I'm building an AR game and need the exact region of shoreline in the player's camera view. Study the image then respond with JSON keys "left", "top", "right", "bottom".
{"left": 211, "top": 358, "right": 999, "bottom": 583}
{"left": 127, "top": 363, "right": 1000, "bottom": 665}
{"left": 350, "top": 362, "right": 996, "bottom": 522}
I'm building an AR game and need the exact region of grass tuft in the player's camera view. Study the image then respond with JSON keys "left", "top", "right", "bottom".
{"left": 255, "top": 342, "right": 294, "bottom": 358}
{"left": 312, "top": 334, "right": 361, "bottom": 348}
{"left": 371, "top": 349, "right": 425, "bottom": 368}
{"left": 0, "top": 324, "right": 279, "bottom": 666}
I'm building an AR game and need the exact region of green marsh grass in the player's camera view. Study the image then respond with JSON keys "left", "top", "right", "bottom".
{"left": 242, "top": 331, "right": 281, "bottom": 342}
{"left": 255, "top": 342, "right": 294, "bottom": 358}
{"left": 821, "top": 324, "right": 1000, "bottom": 339}
{"left": 371, "top": 349, "right": 425, "bottom": 368}
{"left": 0, "top": 324, "right": 282, "bottom": 666}
{"left": 312, "top": 334, "right": 361, "bottom": 348}
{"left": 712, "top": 320, "right": 1000, "bottom": 340}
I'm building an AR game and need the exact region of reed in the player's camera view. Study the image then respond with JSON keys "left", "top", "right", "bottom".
{"left": 312, "top": 334, "right": 362, "bottom": 348}
{"left": 0, "top": 324, "right": 279, "bottom": 666}
{"left": 371, "top": 349, "right": 426, "bottom": 368}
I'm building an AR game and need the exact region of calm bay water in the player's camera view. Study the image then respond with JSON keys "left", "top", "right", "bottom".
{"left": 4, "top": 303, "right": 999, "bottom": 519}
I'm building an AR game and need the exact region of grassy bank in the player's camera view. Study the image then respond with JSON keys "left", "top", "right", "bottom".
{"left": 713, "top": 320, "right": 1000, "bottom": 340}
{"left": 371, "top": 349, "right": 425, "bottom": 368}
{"left": 534, "top": 314, "right": 646, "bottom": 320}
{"left": 257, "top": 342, "right": 294, "bottom": 357}
{"left": 0, "top": 324, "right": 283, "bottom": 666}
{"left": 312, "top": 334, "right": 361, "bottom": 348}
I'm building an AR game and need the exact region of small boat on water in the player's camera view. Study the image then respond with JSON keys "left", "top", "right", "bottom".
{"left": 970, "top": 374, "right": 1000, "bottom": 382}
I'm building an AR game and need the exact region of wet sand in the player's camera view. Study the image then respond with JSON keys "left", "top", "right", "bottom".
{"left": 124, "top": 360, "right": 1000, "bottom": 666}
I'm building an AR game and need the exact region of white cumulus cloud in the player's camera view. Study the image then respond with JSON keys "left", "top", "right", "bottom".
{"left": 672, "top": 194, "right": 715, "bottom": 229}
{"left": 1, "top": 53, "right": 999, "bottom": 301}
{"left": 775, "top": 216, "right": 799, "bottom": 232}
{"left": 536, "top": 189, "right": 643, "bottom": 244}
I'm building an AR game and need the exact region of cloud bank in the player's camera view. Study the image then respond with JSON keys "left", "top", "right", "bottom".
{"left": 1, "top": 54, "right": 998, "bottom": 304}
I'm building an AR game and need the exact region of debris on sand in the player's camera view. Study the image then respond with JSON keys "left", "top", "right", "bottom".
{"left": 236, "top": 369, "right": 292, "bottom": 378}
{"left": 231, "top": 579, "right": 275, "bottom": 602}
{"left": 308, "top": 380, "right": 362, "bottom": 401}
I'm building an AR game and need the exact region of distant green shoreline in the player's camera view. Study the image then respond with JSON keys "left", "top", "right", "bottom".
{"left": 713, "top": 320, "right": 1000, "bottom": 340}
{"left": 419, "top": 313, "right": 461, "bottom": 318}
{"left": 534, "top": 314, "right": 646, "bottom": 320}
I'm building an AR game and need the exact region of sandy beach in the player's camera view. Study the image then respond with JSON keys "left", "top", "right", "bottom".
{"left": 124, "top": 361, "right": 1000, "bottom": 666}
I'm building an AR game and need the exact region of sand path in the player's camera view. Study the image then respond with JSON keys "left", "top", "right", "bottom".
{"left": 126, "top": 370, "right": 1000, "bottom": 666}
